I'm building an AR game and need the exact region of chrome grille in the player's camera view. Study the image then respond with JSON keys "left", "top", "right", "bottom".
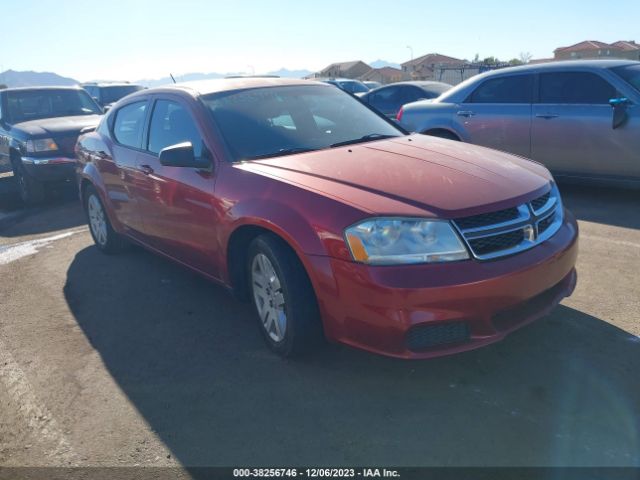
{"left": 452, "top": 185, "right": 563, "bottom": 261}
{"left": 454, "top": 207, "right": 520, "bottom": 230}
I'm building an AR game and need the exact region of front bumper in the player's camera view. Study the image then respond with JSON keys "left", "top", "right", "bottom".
{"left": 307, "top": 209, "right": 579, "bottom": 359}
{"left": 21, "top": 156, "right": 76, "bottom": 182}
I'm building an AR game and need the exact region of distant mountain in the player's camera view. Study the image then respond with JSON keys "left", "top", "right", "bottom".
{"left": 0, "top": 67, "right": 314, "bottom": 90}
{"left": 0, "top": 69, "right": 79, "bottom": 88}
{"left": 137, "top": 68, "right": 313, "bottom": 87}
{"left": 265, "top": 68, "right": 313, "bottom": 78}
{"left": 135, "top": 72, "right": 227, "bottom": 88}
{"left": 369, "top": 59, "right": 401, "bottom": 69}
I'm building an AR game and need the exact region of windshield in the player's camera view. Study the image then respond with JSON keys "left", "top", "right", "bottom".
{"left": 202, "top": 85, "right": 403, "bottom": 161}
{"left": 338, "top": 81, "right": 370, "bottom": 94}
{"left": 6, "top": 89, "right": 102, "bottom": 123}
{"left": 101, "top": 85, "right": 143, "bottom": 104}
{"left": 612, "top": 64, "right": 640, "bottom": 93}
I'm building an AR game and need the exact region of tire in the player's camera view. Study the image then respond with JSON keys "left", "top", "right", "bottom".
{"left": 83, "top": 185, "right": 128, "bottom": 254}
{"left": 425, "top": 130, "right": 460, "bottom": 141}
{"left": 247, "top": 234, "right": 323, "bottom": 357}
{"left": 12, "top": 161, "right": 45, "bottom": 205}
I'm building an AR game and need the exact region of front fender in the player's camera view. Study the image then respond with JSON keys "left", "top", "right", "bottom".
{"left": 224, "top": 198, "right": 327, "bottom": 258}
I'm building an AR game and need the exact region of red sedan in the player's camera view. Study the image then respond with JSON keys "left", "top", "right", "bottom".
{"left": 75, "top": 78, "right": 578, "bottom": 359}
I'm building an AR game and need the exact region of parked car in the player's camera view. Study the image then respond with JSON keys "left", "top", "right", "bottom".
{"left": 363, "top": 81, "right": 382, "bottom": 90}
{"left": 75, "top": 78, "right": 578, "bottom": 359}
{"left": 317, "top": 78, "right": 370, "bottom": 94}
{"left": 82, "top": 82, "right": 144, "bottom": 111}
{"left": 399, "top": 60, "right": 640, "bottom": 187}
{"left": 0, "top": 86, "right": 103, "bottom": 203}
{"left": 360, "top": 81, "right": 452, "bottom": 118}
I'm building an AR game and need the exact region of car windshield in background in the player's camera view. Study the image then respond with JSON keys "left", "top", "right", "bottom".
{"left": 101, "top": 85, "right": 143, "bottom": 104}
{"left": 202, "top": 85, "right": 403, "bottom": 161}
{"left": 6, "top": 89, "right": 102, "bottom": 123}
{"left": 338, "top": 81, "right": 369, "bottom": 94}
{"left": 612, "top": 65, "right": 640, "bottom": 92}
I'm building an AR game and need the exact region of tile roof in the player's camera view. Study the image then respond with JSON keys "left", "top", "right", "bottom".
{"left": 555, "top": 40, "right": 639, "bottom": 52}
{"left": 401, "top": 53, "right": 464, "bottom": 67}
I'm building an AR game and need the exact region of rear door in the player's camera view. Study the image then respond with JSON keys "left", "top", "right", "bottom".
{"left": 452, "top": 74, "right": 533, "bottom": 158}
{"left": 104, "top": 99, "right": 149, "bottom": 236}
{"left": 135, "top": 96, "right": 220, "bottom": 277}
{"left": 531, "top": 70, "right": 635, "bottom": 178}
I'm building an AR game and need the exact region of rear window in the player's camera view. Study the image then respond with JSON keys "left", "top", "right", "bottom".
{"left": 6, "top": 89, "right": 102, "bottom": 123}
{"left": 469, "top": 75, "right": 533, "bottom": 103}
{"left": 538, "top": 72, "right": 616, "bottom": 104}
{"left": 612, "top": 64, "right": 640, "bottom": 93}
{"left": 100, "top": 85, "right": 144, "bottom": 104}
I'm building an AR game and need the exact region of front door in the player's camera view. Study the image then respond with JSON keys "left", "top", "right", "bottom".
{"left": 531, "top": 70, "right": 639, "bottom": 179}
{"left": 135, "top": 97, "right": 220, "bottom": 277}
{"left": 452, "top": 73, "right": 533, "bottom": 158}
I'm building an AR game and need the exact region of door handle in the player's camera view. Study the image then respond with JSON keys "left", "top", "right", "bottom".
{"left": 535, "top": 114, "right": 559, "bottom": 119}
{"left": 139, "top": 164, "right": 154, "bottom": 175}
{"left": 457, "top": 110, "right": 476, "bottom": 117}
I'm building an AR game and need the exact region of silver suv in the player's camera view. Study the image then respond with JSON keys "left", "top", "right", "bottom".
{"left": 398, "top": 60, "right": 640, "bottom": 187}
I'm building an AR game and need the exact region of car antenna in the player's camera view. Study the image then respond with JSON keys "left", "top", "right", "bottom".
{"left": 170, "top": 73, "right": 176, "bottom": 84}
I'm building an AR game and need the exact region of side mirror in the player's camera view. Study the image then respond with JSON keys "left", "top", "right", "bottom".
{"left": 159, "top": 142, "right": 210, "bottom": 169}
{"left": 610, "top": 97, "right": 629, "bottom": 129}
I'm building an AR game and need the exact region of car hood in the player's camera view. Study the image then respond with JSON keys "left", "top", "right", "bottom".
{"left": 13, "top": 115, "right": 102, "bottom": 137}
{"left": 237, "top": 135, "right": 552, "bottom": 218}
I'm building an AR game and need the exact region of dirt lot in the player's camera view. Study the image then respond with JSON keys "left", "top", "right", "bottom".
{"left": 1, "top": 175, "right": 639, "bottom": 471}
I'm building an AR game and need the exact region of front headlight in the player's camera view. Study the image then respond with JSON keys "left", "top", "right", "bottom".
{"left": 26, "top": 138, "right": 58, "bottom": 153}
{"left": 344, "top": 217, "right": 469, "bottom": 265}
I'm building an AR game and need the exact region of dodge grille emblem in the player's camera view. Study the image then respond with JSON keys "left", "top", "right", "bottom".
{"left": 524, "top": 224, "right": 536, "bottom": 242}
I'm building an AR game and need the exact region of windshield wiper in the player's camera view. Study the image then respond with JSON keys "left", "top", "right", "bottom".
{"left": 244, "top": 147, "right": 317, "bottom": 161}
{"left": 330, "top": 133, "right": 399, "bottom": 148}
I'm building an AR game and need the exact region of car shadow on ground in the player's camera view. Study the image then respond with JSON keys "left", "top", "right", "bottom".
{"left": 0, "top": 176, "right": 84, "bottom": 237}
{"left": 559, "top": 183, "right": 640, "bottom": 230}
{"left": 64, "top": 245, "right": 640, "bottom": 468}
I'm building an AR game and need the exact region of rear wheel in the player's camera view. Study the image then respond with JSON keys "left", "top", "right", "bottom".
{"left": 84, "top": 185, "right": 127, "bottom": 254}
{"left": 247, "top": 234, "right": 323, "bottom": 357}
{"left": 12, "top": 161, "right": 45, "bottom": 205}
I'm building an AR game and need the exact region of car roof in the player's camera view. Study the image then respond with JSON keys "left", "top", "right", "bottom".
{"left": 1, "top": 86, "right": 84, "bottom": 93}
{"left": 483, "top": 59, "right": 638, "bottom": 76}
{"left": 82, "top": 82, "right": 141, "bottom": 87}
{"left": 378, "top": 81, "right": 450, "bottom": 88}
{"left": 135, "top": 77, "right": 328, "bottom": 98}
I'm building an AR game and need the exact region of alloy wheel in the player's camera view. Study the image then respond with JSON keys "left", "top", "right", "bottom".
{"left": 251, "top": 253, "right": 287, "bottom": 343}
{"left": 87, "top": 194, "right": 108, "bottom": 247}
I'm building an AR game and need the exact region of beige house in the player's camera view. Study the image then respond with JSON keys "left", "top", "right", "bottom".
{"left": 359, "top": 67, "right": 404, "bottom": 84}
{"left": 401, "top": 53, "right": 465, "bottom": 81}
{"left": 315, "top": 60, "right": 371, "bottom": 79}
{"left": 554, "top": 40, "right": 640, "bottom": 61}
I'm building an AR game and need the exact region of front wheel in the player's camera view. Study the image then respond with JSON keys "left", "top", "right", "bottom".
{"left": 13, "top": 162, "right": 45, "bottom": 205}
{"left": 84, "top": 185, "right": 127, "bottom": 254}
{"left": 247, "top": 234, "right": 323, "bottom": 357}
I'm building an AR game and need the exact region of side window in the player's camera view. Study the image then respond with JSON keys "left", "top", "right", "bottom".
{"left": 147, "top": 100, "right": 203, "bottom": 157}
{"left": 112, "top": 101, "right": 147, "bottom": 148}
{"left": 400, "top": 86, "right": 424, "bottom": 104}
{"left": 370, "top": 87, "right": 398, "bottom": 105}
{"left": 469, "top": 75, "right": 533, "bottom": 103}
{"left": 539, "top": 72, "right": 617, "bottom": 104}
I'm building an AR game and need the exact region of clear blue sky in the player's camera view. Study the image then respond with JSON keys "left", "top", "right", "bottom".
{"left": 2, "top": 0, "right": 638, "bottom": 82}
